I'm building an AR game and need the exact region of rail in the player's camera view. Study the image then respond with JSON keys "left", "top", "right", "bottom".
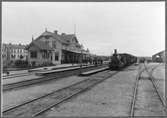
{"left": 143, "top": 63, "right": 166, "bottom": 109}
{"left": 130, "top": 63, "right": 165, "bottom": 116}
{"left": 3, "top": 64, "right": 108, "bottom": 91}
{"left": 3, "top": 70, "right": 119, "bottom": 117}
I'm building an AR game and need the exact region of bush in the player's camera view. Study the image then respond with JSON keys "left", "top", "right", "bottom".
{"left": 15, "top": 60, "right": 28, "bottom": 68}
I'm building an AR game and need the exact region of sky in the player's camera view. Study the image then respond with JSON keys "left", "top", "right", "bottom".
{"left": 2, "top": 2, "right": 165, "bottom": 57}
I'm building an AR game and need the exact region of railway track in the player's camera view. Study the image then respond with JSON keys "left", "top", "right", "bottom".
{"left": 143, "top": 63, "right": 166, "bottom": 108}
{"left": 3, "top": 64, "right": 107, "bottom": 91}
{"left": 3, "top": 70, "right": 119, "bottom": 117}
{"left": 129, "top": 66, "right": 145, "bottom": 116}
{"left": 3, "top": 72, "right": 34, "bottom": 79}
{"left": 130, "top": 63, "right": 166, "bottom": 116}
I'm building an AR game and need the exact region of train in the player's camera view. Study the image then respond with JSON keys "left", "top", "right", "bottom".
{"left": 109, "top": 49, "right": 137, "bottom": 70}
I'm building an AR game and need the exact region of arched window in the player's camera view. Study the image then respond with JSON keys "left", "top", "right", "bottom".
{"left": 55, "top": 52, "right": 59, "bottom": 61}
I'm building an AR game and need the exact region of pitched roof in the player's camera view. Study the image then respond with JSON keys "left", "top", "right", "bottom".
{"left": 32, "top": 30, "right": 83, "bottom": 51}
{"left": 38, "top": 31, "right": 69, "bottom": 44}
{"left": 3, "top": 43, "right": 26, "bottom": 49}
{"left": 53, "top": 34, "right": 68, "bottom": 44}
{"left": 153, "top": 50, "right": 165, "bottom": 56}
{"left": 59, "top": 34, "right": 76, "bottom": 43}
{"left": 27, "top": 40, "right": 53, "bottom": 51}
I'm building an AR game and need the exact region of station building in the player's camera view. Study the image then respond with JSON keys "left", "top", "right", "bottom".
{"left": 26, "top": 30, "right": 91, "bottom": 66}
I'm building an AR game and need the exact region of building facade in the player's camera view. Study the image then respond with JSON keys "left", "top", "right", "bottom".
{"left": 26, "top": 30, "right": 91, "bottom": 66}
{"left": 2, "top": 43, "right": 28, "bottom": 67}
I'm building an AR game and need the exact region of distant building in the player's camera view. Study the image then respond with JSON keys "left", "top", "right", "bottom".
{"left": 2, "top": 44, "right": 8, "bottom": 67}
{"left": 152, "top": 50, "right": 165, "bottom": 62}
{"left": 26, "top": 30, "right": 91, "bottom": 66}
{"left": 2, "top": 43, "right": 28, "bottom": 67}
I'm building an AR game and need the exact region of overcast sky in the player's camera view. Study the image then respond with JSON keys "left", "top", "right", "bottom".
{"left": 2, "top": 2, "right": 165, "bottom": 56}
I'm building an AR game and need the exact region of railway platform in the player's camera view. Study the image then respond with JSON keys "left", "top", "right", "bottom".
{"left": 2, "top": 64, "right": 83, "bottom": 85}
{"left": 79, "top": 67, "right": 108, "bottom": 76}
{"left": 2, "top": 64, "right": 105, "bottom": 85}
{"left": 3, "top": 64, "right": 80, "bottom": 77}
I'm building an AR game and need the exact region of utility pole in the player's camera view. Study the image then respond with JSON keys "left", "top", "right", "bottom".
{"left": 45, "top": 27, "right": 47, "bottom": 32}
{"left": 80, "top": 49, "right": 83, "bottom": 74}
{"left": 74, "top": 24, "right": 76, "bottom": 35}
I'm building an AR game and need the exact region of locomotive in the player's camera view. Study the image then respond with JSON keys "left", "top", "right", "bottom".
{"left": 109, "top": 49, "right": 137, "bottom": 70}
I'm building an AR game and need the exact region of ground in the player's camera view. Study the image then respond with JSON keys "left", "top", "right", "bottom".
{"left": 2, "top": 63, "right": 165, "bottom": 116}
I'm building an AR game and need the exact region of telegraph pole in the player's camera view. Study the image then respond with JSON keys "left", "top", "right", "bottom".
{"left": 80, "top": 49, "right": 83, "bottom": 74}
{"left": 74, "top": 24, "right": 76, "bottom": 35}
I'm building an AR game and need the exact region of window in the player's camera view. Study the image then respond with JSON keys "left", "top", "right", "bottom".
{"left": 2, "top": 54, "right": 6, "bottom": 58}
{"left": 52, "top": 41, "right": 56, "bottom": 48}
{"left": 55, "top": 52, "right": 59, "bottom": 61}
{"left": 45, "top": 36, "right": 50, "bottom": 39}
{"left": 42, "top": 51, "right": 49, "bottom": 59}
{"left": 20, "top": 55, "right": 24, "bottom": 59}
{"left": 30, "top": 51, "right": 37, "bottom": 58}
{"left": 11, "top": 55, "right": 15, "bottom": 59}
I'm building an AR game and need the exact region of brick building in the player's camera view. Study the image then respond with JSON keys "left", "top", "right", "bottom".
{"left": 26, "top": 30, "right": 91, "bottom": 66}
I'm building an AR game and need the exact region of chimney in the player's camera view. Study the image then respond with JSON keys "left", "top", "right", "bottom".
{"left": 61, "top": 33, "right": 66, "bottom": 36}
{"left": 54, "top": 30, "right": 58, "bottom": 34}
{"left": 114, "top": 49, "right": 117, "bottom": 54}
{"left": 32, "top": 35, "right": 34, "bottom": 41}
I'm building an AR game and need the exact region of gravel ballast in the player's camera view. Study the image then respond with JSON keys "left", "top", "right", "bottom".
{"left": 3, "top": 76, "right": 89, "bottom": 111}
{"left": 45, "top": 65, "right": 139, "bottom": 116}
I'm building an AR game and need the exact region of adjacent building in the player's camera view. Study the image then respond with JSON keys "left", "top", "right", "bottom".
{"left": 2, "top": 43, "right": 28, "bottom": 67}
{"left": 152, "top": 50, "right": 165, "bottom": 62}
{"left": 26, "top": 30, "right": 91, "bottom": 66}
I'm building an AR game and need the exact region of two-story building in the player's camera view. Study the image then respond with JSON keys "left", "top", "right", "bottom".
{"left": 26, "top": 30, "right": 91, "bottom": 66}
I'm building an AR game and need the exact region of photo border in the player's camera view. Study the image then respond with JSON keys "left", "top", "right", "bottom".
{"left": 0, "top": 0, "right": 166, "bottom": 118}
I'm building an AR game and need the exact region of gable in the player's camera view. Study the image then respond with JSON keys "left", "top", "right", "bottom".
{"left": 36, "top": 34, "right": 62, "bottom": 44}
{"left": 27, "top": 43, "right": 40, "bottom": 51}
{"left": 72, "top": 37, "right": 78, "bottom": 43}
